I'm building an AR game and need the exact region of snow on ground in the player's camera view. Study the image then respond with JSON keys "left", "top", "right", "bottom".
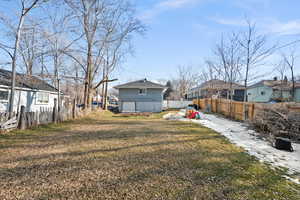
{"left": 164, "top": 110, "right": 300, "bottom": 184}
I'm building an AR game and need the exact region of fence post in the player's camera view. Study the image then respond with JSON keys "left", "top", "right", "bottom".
{"left": 18, "top": 105, "right": 26, "bottom": 130}
{"left": 216, "top": 99, "right": 219, "bottom": 113}
{"left": 53, "top": 99, "right": 58, "bottom": 123}
{"left": 72, "top": 99, "right": 76, "bottom": 119}
{"left": 244, "top": 103, "right": 249, "bottom": 121}
{"left": 36, "top": 111, "right": 39, "bottom": 125}
{"left": 251, "top": 103, "right": 255, "bottom": 120}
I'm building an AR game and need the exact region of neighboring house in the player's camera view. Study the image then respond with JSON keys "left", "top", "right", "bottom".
{"left": 0, "top": 69, "right": 61, "bottom": 112}
{"left": 114, "top": 79, "right": 166, "bottom": 113}
{"left": 187, "top": 79, "right": 245, "bottom": 101}
{"left": 247, "top": 79, "right": 300, "bottom": 103}
{"left": 295, "top": 86, "right": 300, "bottom": 103}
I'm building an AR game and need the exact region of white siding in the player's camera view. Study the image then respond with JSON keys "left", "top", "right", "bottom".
{"left": 122, "top": 102, "right": 135, "bottom": 113}
{"left": 0, "top": 88, "right": 59, "bottom": 112}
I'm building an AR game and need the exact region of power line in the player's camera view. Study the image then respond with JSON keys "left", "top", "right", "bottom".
{"left": 274, "top": 39, "right": 300, "bottom": 51}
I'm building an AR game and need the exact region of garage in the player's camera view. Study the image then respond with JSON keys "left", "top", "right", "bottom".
{"left": 114, "top": 79, "right": 166, "bottom": 113}
{"left": 136, "top": 102, "right": 162, "bottom": 112}
{"left": 122, "top": 102, "right": 135, "bottom": 112}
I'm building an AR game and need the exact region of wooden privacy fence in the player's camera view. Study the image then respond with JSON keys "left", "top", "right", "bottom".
{"left": 193, "top": 98, "right": 300, "bottom": 121}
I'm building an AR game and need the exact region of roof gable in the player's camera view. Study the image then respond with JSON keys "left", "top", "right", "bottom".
{"left": 114, "top": 79, "right": 166, "bottom": 89}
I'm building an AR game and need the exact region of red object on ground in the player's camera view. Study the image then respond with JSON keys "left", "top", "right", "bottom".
{"left": 188, "top": 112, "right": 197, "bottom": 119}
{"left": 187, "top": 111, "right": 201, "bottom": 119}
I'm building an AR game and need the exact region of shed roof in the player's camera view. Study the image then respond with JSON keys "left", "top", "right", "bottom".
{"left": 114, "top": 79, "right": 166, "bottom": 89}
{"left": 0, "top": 69, "right": 58, "bottom": 92}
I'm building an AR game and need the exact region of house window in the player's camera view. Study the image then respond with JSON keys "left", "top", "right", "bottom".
{"left": 139, "top": 88, "right": 147, "bottom": 95}
{"left": 0, "top": 90, "right": 9, "bottom": 101}
{"left": 36, "top": 92, "right": 49, "bottom": 104}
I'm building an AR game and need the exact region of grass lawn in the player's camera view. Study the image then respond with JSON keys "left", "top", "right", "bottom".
{"left": 0, "top": 111, "right": 299, "bottom": 200}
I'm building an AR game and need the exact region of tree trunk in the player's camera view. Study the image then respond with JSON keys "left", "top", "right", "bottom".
{"left": 103, "top": 76, "right": 108, "bottom": 110}
{"left": 84, "top": 43, "right": 93, "bottom": 109}
{"left": 83, "top": 81, "right": 89, "bottom": 109}
{"left": 243, "top": 44, "right": 250, "bottom": 120}
{"left": 9, "top": 13, "right": 25, "bottom": 118}
{"left": 291, "top": 67, "right": 295, "bottom": 101}
{"left": 229, "top": 84, "right": 233, "bottom": 118}
{"left": 101, "top": 68, "right": 105, "bottom": 107}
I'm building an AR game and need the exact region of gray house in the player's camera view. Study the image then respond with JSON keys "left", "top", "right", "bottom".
{"left": 187, "top": 79, "right": 245, "bottom": 101}
{"left": 114, "top": 79, "right": 166, "bottom": 113}
{"left": 247, "top": 79, "right": 300, "bottom": 103}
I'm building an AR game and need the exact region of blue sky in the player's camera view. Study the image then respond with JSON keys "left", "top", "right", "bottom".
{"left": 112, "top": 0, "right": 300, "bottom": 85}
{"left": 1, "top": 0, "right": 300, "bottom": 87}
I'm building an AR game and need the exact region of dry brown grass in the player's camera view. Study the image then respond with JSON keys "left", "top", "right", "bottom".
{"left": 0, "top": 111, "right": 299, "bottom": 200}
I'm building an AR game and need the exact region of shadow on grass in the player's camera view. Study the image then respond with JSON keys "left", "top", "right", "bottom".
{"left": 1, "top": 145, "right": 299, "bottom": 200}
{"left": 0, "top": 119, "right": 224, "bottom": 151}
{"left": 0, "top": 112, "right": 299, "bottom": 199}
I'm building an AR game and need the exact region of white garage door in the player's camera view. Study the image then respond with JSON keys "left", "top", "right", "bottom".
{"left": 122, "top": 102, "right": 135, "bottom": 112}
{"left": 136, "top": 102, "right": 162, "bottom": 112}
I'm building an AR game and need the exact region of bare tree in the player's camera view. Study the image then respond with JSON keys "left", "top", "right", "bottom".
{"left": 238, "top": 20, "right": 276, "bottom": 119}
{"left": 198, "top": 60, "right": 221, "bottom": 96}
{"left": 38, "top": 3, "right": 80, "bottom": 88}
{"left": 210, "top": 33, "right": 243, "bottom": 116}
{"left": 63, "top": 0, "right": 105, "bottom": 109}
{"left": 238, "top": 20, "right": 275, "bottom": 104}
{"left": 19, "top": 24, "right": 39, "bottom": 75}
{"left": 64, "top": 0, "right": 144, "bottom": 109}
{"left": 276, "top": 59, "right": 287, "bottom": 81}
{"left": 282, "top": 48, "right": 297, "bottom": 100}
{"left": 0, "top": 0, "right": 44, "bottom": 117}
{"left": 273, "top": 59, "right": 288, "bottom": 100}
{"left": 203, "top": 60, "right": 221, "bottom": 81}
{"left": 174, "top": 65, "right": 199, "bottom": 99}
{"left": 214, "top": 33, "right": 242, "bottom": 99}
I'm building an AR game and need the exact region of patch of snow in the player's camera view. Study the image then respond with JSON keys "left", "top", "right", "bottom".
{"left": 163, "top": 110, "right": 186, "bottom": 120}
{"left": 163, "top": 111, "right": 300, "bottom": 184}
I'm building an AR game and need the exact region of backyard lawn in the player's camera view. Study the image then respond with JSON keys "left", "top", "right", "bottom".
{"left": 0, "top": 111, "right": 299, "bottom": 200}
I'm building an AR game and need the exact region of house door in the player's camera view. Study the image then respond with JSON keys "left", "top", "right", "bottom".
{"left": 122, "top": 102, "right": 135, "bottom": 112}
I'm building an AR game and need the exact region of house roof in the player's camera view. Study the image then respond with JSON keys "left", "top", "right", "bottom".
{"left": 191, "top": 79, "right": 244, "bottom": 91}
{"left": 248, "top": 80, "right": 300, "bottom": 90}
{"left": 0, "top": 69, "right": 58, "bottom": 92}
{"left": 114, "top": 79, "right": 166, "bottom": 89}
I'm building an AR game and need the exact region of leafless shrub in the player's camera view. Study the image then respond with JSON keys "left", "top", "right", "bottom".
{"left": 253, "top": 108, "right": 300, "bottom": 143}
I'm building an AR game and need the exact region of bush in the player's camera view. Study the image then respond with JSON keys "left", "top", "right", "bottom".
{"left": 253, "top": 108, "right": 300, "bottom": 142}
